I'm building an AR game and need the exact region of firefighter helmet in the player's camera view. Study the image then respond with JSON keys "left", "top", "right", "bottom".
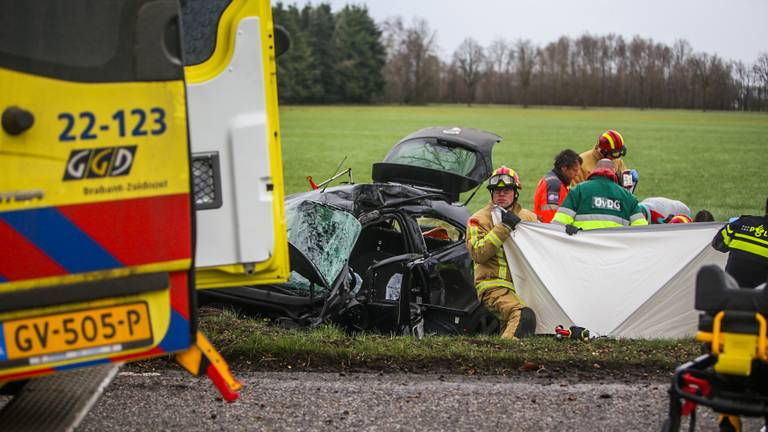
{"left": 668, "top": 214, "right": 693, "bottom": 224}
{"left": 487, "top": 166, "right": 521, "bottom": 191}
{"left": 597, "top": 130, "right": 626, "bottom": 159}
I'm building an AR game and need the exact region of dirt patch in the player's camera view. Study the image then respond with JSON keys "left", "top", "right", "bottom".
{"left": 126, "top": 353, "right": 675, "bottom": 383}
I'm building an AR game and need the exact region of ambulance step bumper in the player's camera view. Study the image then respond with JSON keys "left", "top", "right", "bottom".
{"left": 0, "top": 363, "right": 120, "bottom": 432}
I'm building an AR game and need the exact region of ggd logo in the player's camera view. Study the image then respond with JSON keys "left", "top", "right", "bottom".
{"left": 592, "top": 196, "right": 622, "bottom": 211}
{"left": 63, "top": 146, "right": 137, "bottom": 180}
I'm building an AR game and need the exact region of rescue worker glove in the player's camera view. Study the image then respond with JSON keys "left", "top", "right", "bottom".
{"left": 565, "top": 224, "right": 580, "bottom": 236}
{"left": 629, "top": 169, "right": 639, "bottom": 182}
{"left": 500, "top": 210, "right": 521, "bottom": 230}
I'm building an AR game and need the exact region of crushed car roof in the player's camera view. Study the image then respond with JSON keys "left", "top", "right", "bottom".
{"left": 287, "top": 183, "right": 470, "bottom": 225}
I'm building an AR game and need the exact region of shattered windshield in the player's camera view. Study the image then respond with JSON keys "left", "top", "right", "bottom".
{"left": 385, "top": 139, "right": 477, "bottom": 176}
{"left": 284, "top": 200, "right": 361, "bottom": 296}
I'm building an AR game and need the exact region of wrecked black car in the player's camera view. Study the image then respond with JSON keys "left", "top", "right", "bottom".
{"left": 199, "top": 127, "right": 502, "bottom": 335}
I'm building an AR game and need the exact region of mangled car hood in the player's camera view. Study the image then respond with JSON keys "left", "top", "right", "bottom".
{"left": 371, "top": 126, "right": 500, "bottom": 195}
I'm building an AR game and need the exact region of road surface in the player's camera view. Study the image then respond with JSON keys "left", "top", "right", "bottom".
{"left": 76, "top": 369, "right": 764, "bottom": 431}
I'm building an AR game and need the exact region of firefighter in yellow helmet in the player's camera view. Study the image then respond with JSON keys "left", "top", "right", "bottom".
{"left": 466, "top": 166, "right": 537, "bottom": 339}
{"left": 572, "top": 130, "right": 637, "bottom": 192}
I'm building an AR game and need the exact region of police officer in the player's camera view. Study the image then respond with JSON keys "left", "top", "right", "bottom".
{"left": 712, "top": 196, "right": 768, "bottom": 288}
{"left": 552, "top": 159, "right": 648, "bottom": 232}
{"left": 466, "top": 166, "right": 537, "bottom": 339}
{"left": 533, "top": 149, "right": 583, "bottom": 223}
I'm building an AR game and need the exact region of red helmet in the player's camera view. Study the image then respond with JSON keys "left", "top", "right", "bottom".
{"left": 597, "top": 130, "right": 626, "bottom": 159}
{"left": 668, "top": 214, "right": 692, "bottom": 224}
{"left": 487, "top": 166, "right": 521, "bottom": 191}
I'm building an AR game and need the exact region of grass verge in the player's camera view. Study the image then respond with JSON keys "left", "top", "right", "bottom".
{"left": 149, "top": 308, "right": 706, "bottom": 381}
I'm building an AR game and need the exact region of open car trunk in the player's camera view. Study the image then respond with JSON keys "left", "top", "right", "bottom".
{"left": 372, "top": 126, "right": 500, "bottom": 200}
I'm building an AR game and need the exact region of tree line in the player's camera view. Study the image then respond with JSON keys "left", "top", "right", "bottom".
{"left": 274, "top": 3, "right": 768, "bottom": 111}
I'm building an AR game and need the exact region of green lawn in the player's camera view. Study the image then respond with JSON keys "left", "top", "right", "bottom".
{"left": 279, "top": 105, "right": 768, "bottom": 219}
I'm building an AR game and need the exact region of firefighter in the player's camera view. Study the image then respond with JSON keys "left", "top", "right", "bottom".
{"left": 552, "top": 159, "right": 648, "bottom": 232}
{"left": 533, "top": 149, "right": 583, "bottom": 223}
{"left": 572, "top": 129, "right": 637, "bottom": 190}
{"left": 711, "top": 196, "right": 768, "bottom": 288}
{"left": 466, "top": 166, "right": 537, "bottom": 339}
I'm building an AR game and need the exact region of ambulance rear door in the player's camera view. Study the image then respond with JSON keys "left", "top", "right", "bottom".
{"left": 0, "top": 0, "right": 196, "bottom": 380}
{"left": 182, "top": 0, "right": 290, "bottom": 289}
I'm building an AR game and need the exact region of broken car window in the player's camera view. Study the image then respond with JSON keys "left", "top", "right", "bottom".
{"left": 416, "top": 216, "right": 463, "bottom": 252}
{"left": 385, "top": 139, "right": 476, "bottom": 176}
{"left": 284, "top": 200, "right": 361, "bottom": 296}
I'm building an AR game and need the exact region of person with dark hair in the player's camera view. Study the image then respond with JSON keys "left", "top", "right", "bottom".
{"left": 694, "top": 209, "right": 715, "bottom": 222}
{"left": 711, "top": 196, "right": 768, "bottom": 288}
{"left": 466, "top": 166, "right": 537, "bottom": 339}
{"left": 533, "top": 149, "right": 583, "bottom": 223}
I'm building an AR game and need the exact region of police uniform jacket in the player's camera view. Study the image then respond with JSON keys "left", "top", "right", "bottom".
{"left": 712, "top": 215, "right": 768, "bottom": 288}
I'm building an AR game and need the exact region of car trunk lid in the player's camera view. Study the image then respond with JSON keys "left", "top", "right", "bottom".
{"left": 371, "top": 126, "right": 500, "bottom": 197}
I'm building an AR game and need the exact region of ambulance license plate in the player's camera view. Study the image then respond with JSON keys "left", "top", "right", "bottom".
{"left": 1, "top": 303, "right": 153, "bottom": 361}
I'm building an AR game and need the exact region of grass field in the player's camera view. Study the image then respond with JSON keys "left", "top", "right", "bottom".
{"left": 279, "top": 105, "right": 768, "bottom": 219}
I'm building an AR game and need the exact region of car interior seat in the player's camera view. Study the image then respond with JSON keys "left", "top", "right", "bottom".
{"left": 349, "top": 222, "right": 407, "bottom": 277}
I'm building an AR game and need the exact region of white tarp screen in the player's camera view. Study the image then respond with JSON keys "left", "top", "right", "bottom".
{"left": 493, "top": 212, "right": 726, "bottom": 339}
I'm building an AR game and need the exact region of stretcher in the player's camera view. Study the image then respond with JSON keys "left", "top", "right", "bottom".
{"left": 663, "top": 265, "right": 768, "bottom": 431}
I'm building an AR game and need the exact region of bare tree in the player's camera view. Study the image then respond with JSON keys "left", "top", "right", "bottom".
{"left": 484, "top": 38, "right": 513, "bottom": 103}
{"left": 574, "top": 34, "right": 599, "bottom": 107}
{"left": 453, "top": 38, "right": 486, "bottom": 106}
{"left": 733, "top": 61, "right": 753, "bottom": 110}
{"left": 380, "top": 17, "right": 439, "bottom": 104}
{"left": 754, "top": 53, "right": 768, "bottom": 111}
{"left": 514, "top": 39, "right": 536, "bottom": 107}
{"left": 690, "top": 53, "right": 715, "bottom": 110}
{"left": 405, "top": 19, "right": 439, "bottom": 104}
{"left": 376, "top": 22, "right": 757, "bottom": 110}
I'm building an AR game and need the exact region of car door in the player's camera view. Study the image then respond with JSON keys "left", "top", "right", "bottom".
{"left": 404, "top": 211, "right": 498, "bottom": 335}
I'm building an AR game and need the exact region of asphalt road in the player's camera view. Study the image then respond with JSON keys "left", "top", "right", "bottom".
{"left": 76, "top": 369, "right": 765, "bottom": 431}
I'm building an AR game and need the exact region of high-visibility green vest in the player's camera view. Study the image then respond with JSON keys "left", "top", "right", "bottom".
{"left": 552, "top": 176, "right": 647, "bottom": 230}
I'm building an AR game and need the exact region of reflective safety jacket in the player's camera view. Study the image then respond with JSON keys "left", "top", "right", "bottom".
{"left": 572, "top": 147, "right": 627, "bottom": 186}
{"left": 466, "top": 201, "right": 537, "bottom": 294}
{"left": 551, "top": 175, "right": 647, "bottom": 230}
{"left": 712, "top": 215, "right": 768, "bottom": 288}
{"left": 534, "top": 169, "right": 570, "bottom": 223}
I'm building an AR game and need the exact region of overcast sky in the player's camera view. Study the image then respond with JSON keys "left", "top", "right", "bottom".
{"left": 304, "top": 0, "right": 767, "bottom": 65}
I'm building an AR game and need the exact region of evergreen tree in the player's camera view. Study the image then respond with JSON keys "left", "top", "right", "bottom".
{"left": 273, "top": 3, "right": 321, "bottom": 103}
{"left": 333, "top": 5, "right": 386, "bottom": 102}
{"left": 305, "top": 3, "right": 337, "bottom": 102}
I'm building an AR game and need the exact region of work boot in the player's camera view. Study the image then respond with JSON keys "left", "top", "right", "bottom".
{"left": 513, "top": 307, "right": 536, "bottom": 338}
{"left": 718, "top": 414, "right": 742, "bottom": 432}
